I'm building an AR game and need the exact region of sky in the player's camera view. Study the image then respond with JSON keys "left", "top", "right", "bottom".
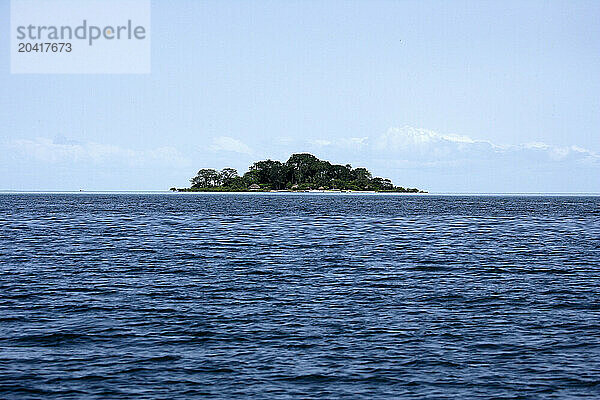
{"left": 1, "top": 0, "right": 599, "bottom": 192}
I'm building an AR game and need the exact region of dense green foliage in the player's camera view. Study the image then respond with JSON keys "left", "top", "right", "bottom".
{"left": 175, "top": 153, "right": 422, "bottom": 192}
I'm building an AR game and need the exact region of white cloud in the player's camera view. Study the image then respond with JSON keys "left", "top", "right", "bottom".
{"left": 209, "top": 136, "right": 253, "bottom": 155}
{"left": 202, "top": 127, "right": 598, "bottom": 173}
{"left": 296, "top": 127, "right": 600, "bottom": 192}
{"left": 311, "top": 139, "right": 332, "bottom": 146}
{"left": 311, "top": 136, "right": 369, "bottom": 150}
{"left": 312, "top": 126, "right": 599, "bottom": 167}
{"left": 5, "top": 137, "right": 191, "bottom": 168}
{"left": 373, "top": 127, "right": 496, "bottom": 155}
{"left": 344, "top": 137, "right": 369, "bottom": 147}
{"left": 4, "top": 128, "right": 597, "bottom": 192}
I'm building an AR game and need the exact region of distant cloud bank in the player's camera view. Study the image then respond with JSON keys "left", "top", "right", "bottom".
{"left": 209, "top": 136, "right": 254, "bottom": 155}
{"left": 2, "top": 127, "right": 598, "bottom": 192}
{"left": 203, "top": 126, "right": 600, "bottom": 192}
{"left": 5, "top": 137, "right": 191, "bottom": 168}
{"left": 309, "top": 126, "right": 599, "bottom": 168}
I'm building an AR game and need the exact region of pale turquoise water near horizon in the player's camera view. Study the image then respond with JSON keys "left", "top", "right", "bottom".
{"left": 1, "top": 194, "right": 599, "bottom": 399}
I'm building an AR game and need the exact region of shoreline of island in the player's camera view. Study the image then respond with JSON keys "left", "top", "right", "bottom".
{"left": 172, "top": 190, "right": 426, "bottom": 193}
{"left": 171, "top": 188, "right": 425, "bottom": 193}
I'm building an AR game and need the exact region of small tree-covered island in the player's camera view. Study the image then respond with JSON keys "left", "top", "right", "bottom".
{"left": 171, "top": 153, "right": 425, "bottom": 193}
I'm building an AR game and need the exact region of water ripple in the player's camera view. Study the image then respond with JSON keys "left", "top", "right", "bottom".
{"left": 0, "top": 194, "right": 599, "bottom": 399}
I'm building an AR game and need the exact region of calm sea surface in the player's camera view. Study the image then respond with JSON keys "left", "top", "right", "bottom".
{"left": 1, "top": 194, "right": 599, "bottom": 399}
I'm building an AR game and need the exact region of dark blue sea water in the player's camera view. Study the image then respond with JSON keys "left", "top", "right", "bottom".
{"left": 1, "top": 193, "right": 599, "bottom": 399}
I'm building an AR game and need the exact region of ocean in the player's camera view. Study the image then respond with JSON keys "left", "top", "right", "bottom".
{"left": 1, "top": 193, "right": 599, "bottom": 399}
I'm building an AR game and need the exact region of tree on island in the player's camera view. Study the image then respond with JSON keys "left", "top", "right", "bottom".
{"left": 174, "top": 153, "right": 423, "bottom": 192}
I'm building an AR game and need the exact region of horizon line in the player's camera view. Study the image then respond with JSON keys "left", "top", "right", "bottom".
{"left": 1, "top": 190, "right": 599, "bottom": 196}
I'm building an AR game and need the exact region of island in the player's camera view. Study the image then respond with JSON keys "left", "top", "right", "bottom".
{"left": 170, "top": 153, "right": 425, "bottom": 193}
